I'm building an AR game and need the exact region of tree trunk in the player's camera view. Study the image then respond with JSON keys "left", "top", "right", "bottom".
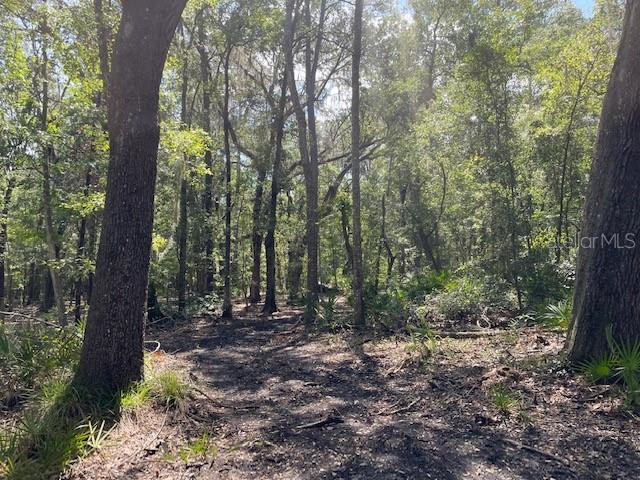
{"left": 40, "top": 28, "right": 66, "bottom": 326}
{"left": 351, "top": 0, "right": 365, "bottom": 327}
{"left": 176, "top": 37, "right": 189, "bottom": 313}
{"left": 249, "top": 166, "right": 266, "bottom": 304}
{"left": 74, "top": 0, "right": 187, "bottom": 394}
{"left": 74, "top": 169, "right": 91, "bottom": 323}
{"left": 0, "top": 178, "right": 14, "bottom": 307}
{"left": 302, "top": 0, "right": 326, "bottom": 317}
{"left": 339, "top": 200, "right": 353, "bottom": 275}
{"left": 221, "top": 47, "right": 233, "bottom": 319}
{"left": 567, "top": 0, "right": 640, "bottom": 363}
{"left": 263, "top": 69, "right": 288, "bottom": 315}
{"left": 196, "top": 9, "right": 214, "bottom": 294}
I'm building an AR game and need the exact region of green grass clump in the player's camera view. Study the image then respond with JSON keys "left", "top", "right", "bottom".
{"left": 489, "top": 385, "right": 517, "bottom": 415}
{"left": 0, "top": 382, "right": 116, "bottom": 480}
{"left": 177, "top": 433, "right": 217, "bottom": 464}
{"left": 150, "top": 370, "right": 190, "bottom": 408}
{"left": 120, "top": 382, "right": 153, "bottom": 413}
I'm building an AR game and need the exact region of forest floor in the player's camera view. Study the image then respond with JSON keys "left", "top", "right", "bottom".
{"left": 67, "top": 301, "right": 640, "bottom": 480}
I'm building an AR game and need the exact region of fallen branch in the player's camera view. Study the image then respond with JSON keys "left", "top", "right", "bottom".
{"left": 434, "top": 330, "right": 502, "bottom": 339}
{"left": 295, "top": 412, "right": 343, "bottom": 430}
{"left": 0, "top": 310, "right": 64, "bottom": 330}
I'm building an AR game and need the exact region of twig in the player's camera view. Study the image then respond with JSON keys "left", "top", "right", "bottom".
{"left": 501, "top": 438, "right": 574, "bottom": 470}
{"left": 295, "top": 412, "right": 343, "bottom": 430}
{"left": 378, "top": 398, "right": 422, "bottom": 416}
{"left": 434, "top": 330, "right": 502, "bottom": 339}
{"left": 387, "top": 356, "right": 411, "bottom": 375}
{"left": 0, "top": 310, "right": 64, "bottom": 330}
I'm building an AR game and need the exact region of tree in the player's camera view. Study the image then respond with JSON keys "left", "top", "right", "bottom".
{"left": 567, "top": 0, "right": 640, "bottom": 363}
{"left": 351, "top": 0, "right": 365, "bottom": 327}
{"left": 74, "top": 0, "right": 187, "bottom": 394}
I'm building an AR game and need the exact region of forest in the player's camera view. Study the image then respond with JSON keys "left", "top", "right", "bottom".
{"left": 1, "top": 0, "right": 639, "bottom": 478}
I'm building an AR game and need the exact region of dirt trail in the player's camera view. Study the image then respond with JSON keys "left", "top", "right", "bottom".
{"left": 70, "top": 303, "right": 640, "bottom": 480}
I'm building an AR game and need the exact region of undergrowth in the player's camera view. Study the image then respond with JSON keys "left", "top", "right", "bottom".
{"left": 579, "top": 328, "right": 640, "bottom": 407}
{"left": 0, "top": 320, "right": 191, "bottom": 478}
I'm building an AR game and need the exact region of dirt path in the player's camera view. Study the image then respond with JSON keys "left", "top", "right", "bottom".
{"left": 70, "top": 303, "right": 640, "bottom": 480}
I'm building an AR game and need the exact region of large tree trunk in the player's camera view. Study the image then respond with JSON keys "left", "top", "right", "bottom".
{"left": 221, "top": 47, "right": 234, "bottom": 319}
{"left": 351, "top": 0, "right": 365, "bottom": 327}
{"left": 0, "top": 178, "right": 14, "bottom": 307}
{"left": 567, "top": 0, "right": 640, "bottom": 363}
{"left": 74, "top": 0, "right": 187, "bottom": 394}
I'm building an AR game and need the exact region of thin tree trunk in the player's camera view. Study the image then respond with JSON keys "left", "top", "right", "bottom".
{"left": 302, "top": 0, "right": 326, "bottom": 317}
{"left": 263, "top": 68, "right": 288, "bottom": 314}
{"left": 74, "top": 169, "right": 91, "bottom": 323}
{"left": 567, "top": 0, "right": 640, "bottom": 363}
{"left": 197, "top": 9, "right": 214, "bottom": 294}
{"left": 351, "top": 0, "right": 365, "bottom": 327}
{"left": 221, "top": 47, "right": 233, "bottom": 319}
{"left": 249, "top": 166, "right": 266, "bottom": 304}
{"left": 40, "top": 28, "right": 66, "bottom": 326}
{"left": 75, "top": 0, "right": 187, "bottom": 394}
{"left": 339, "top": 200, "right": 353, "bottom": 274}
{"left": 176, "top": 34, "right": 189, "bottom": 313}
{"left": 0, "top": 178, "right": 14, "bottom": 307}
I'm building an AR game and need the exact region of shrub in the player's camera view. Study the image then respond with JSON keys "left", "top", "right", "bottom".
{"left": 579, "top": 329, "right": 640, "bottom": 406}
{"left": 539, "top": 298, "right": 572, "bottom": 330}
{"left": 424, "top": 277, "right": 508, "bottom": 321}
{"left": 404, "top": 270, "right": 448, "bottom": 300}
{"left": 405, "top": 322, "right": 437, "bottom": 364}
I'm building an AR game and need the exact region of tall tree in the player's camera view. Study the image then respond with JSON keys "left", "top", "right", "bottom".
{"left": 40, "top": 19, "right": 66, "bottom": 326}
{"left": 221, "top": 45, "right": 234, "bottom": 319}
{"left": 74, "top": 0, "right": 187, "bottom": 394}
{"left": 351, "top": 0, "right": 365, "bottom": 327}
{"left": 263, "top": 67, "right": 288, "bottom": 314}
{"left": 567, "top": 0, "right": 640, "bottom": 362}
{"left": 196, "top": 7, "right": 214, "bottom": 294}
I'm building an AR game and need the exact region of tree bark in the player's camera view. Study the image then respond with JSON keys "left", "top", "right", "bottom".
{"left": 74, "top": 0, "right": 187, "bottom": 394}
{"left": 351, "top": 0, "right": 365, "bottom": 327}
{"left": 221, "top": 47, "right": 234, "bottom": 319}
{"left": 196, "top": 9, "right": 214, "bottom": 294}
{"left": 176, "top": 33, "right": 189, "bottom": 313}
{"left": 567, "top": 0, "right": 640, "bottom": 363}
{"left": 0, "top": 178, "right": 14, "bottom": 307}
{"left": 263, "top": 68, "right": 289, "bottom": 314}
{"left": 339, "top": 200, "right": 353, "bottom": 275}
{"left": 74, "top": 169, "right": 91, "bottom": 323}
{"left": 249, "top": 166, "right": 266, "bottom": 304}
{"left": 40, "top": 27, "right": 66, "bottom": 326}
